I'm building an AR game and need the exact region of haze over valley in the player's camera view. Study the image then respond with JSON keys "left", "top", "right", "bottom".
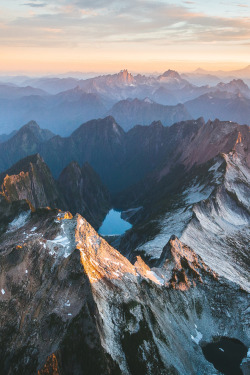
{"left": 1, "top": 67, "right": 250, "bottom": 135}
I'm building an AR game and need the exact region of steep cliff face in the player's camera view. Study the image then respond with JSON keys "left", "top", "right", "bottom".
{"left": 0, "top": 200, "right": 249, "bottom": 374}
{"left": 58, "top": 161, "right": 111, "bottom": 229}
{"left": 0, "top": 155, "right": 111, "bottom": 231}
{"left": 0, "top": 154, "right": 65, "bottom": 210}
{"left": 181, "top": 131, "right": 250, "bottom": 291}
{"left": 0, "top": 205, "right": 121, "bottom": 375}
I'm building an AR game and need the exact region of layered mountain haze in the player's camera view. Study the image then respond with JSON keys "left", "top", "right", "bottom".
{"left": 107, "top": 99, "right": 191, "bottom": 130}
{"left": 0, "top": 84, "right": 48, "bottom": 100}
{"left": 0, "top": 121, "right": 55, "bottom": 172}
{"left": 185, "top": 91, "right": 250, "bottom": 124}
{"left": 0, "top": 130, "right": 17, "bottom": 143}
{"left": 0, "top": 89, "right": 109, "bottom": 135}
{"left": 215, "top": 79, "right": 250, "bottom": 98}
{"left": 0, "top": 117, "right": 206, "bottom": 190}
{"left": 1, "top": 69, "right": 250, "bottom": 135}
{"left": 183, "top": 65, "right": 250, "bottom": 86}
{"left": 191, "top": 65, "right": 250, "bottom": 79}
{"left": 22, "top": 76, "right": 85, "bottom": 95}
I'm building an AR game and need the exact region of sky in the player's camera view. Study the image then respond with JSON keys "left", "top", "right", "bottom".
{"left": 0, "top": 0, "right": 250, "bottom": 74}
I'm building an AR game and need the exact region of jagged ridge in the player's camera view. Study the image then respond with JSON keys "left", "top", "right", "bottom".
{"left": 0, "top": 199, "right": 248, "bottom": 374}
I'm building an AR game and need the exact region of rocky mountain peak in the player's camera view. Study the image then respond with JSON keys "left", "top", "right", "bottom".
{"left": 217, "top": 79, "right": 250, "bottom": 94}
{"left": 230, "top": 125, "right": 250, "bottom": 167}
{"left": 58, "top": 160, "right": 81, "bottom": 178}
{"left": 155, "top": 236, "right": 217, "bottom": 290}
{"left": 143, "top": 97, "right": 154, "bottom": 104}
{"left": 159, "top": 69, "right": 181, "bottom": 79}
{"left": 0, "top": 153, "right": 65, "bottom": 209}
{"left": 72, "top": 116, "right": 124, "bottom": 139}
{"left": 58, "top": 159, "right": 111, "bottom": 229}
{"left": 117, "top": 69, "right": 135, "bottom": 84}
{"left": 22, "top": 120, "right": 40, "bottom": 130}
{"left": 0, "top": 153, "right": 43, "bottom": 180}
{"left": 149, "top": 120, "right": 164, "bottom": 128}
{"left": 11, "top": 121, "right": 55, "bottom": 145}
{"left": 231, "top": 78, "right": 249, "bottom": 88}
{"left": 76, "top": 215, "right": 137, "bottom": 283}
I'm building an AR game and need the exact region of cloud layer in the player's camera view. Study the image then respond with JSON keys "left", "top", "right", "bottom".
{"left": 0, "top": 0, "right": 249, "bottom": 71}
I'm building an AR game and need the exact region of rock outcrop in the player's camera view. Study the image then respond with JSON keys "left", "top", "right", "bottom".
{"left": 0, "top": 154, "right": 110, "bottom": 230}
{"left": 0, "top": 153, "right": 65, "bottom": 210}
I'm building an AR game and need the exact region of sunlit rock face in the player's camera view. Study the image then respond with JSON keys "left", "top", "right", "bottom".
{"left": 0, "top": 153, "right": 65, "bottom": 209}
{"left": 0, "top": 199, "right": 249, "bottom": 374}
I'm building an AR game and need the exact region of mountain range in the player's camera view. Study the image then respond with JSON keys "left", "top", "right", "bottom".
{"left": 0, "top": 117, "right": 206, "bottom": 190}
{"left": 106, "top": 99, "right": 191, "bottom": 130}
{"left": 1, "top": 116, "right": 248, "bottom": 284}
{"left": 0, "top": 68, "right": 250, "bottom": 374}
{"left": 0, "top": 116, "right": 248, "bottom": 194}
{"left": 0, "top": 70, "right": 250, "bottom": 135}
{"left": 183, "top": 65, "right": 250, "bottom": 86}
{"left": 0, "top": 114, "right": 249, "bottom": 374}
{"left": 185, "top": 91, "right": 250, "bottom": 124}
{"left": 193, "top": 65, "right": 250, "bottom": 79}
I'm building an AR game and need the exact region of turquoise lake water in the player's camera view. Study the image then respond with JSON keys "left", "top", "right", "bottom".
{"left": 98, "top": 209, "right": 132, "bottom": 236}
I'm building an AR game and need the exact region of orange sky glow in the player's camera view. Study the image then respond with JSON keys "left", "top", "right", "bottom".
{"left": 0, "top": 0, "right": 249, "bottom": 74}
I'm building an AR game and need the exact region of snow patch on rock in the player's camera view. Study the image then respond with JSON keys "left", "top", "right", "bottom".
{"left": 136, "top": 207, "right": 193, "bottom": 259}
{"left": 181, "top": 153, "right": 250, "bottom": 291}
{"left": 146, "top": 270, "right": 165, "bottom": 285}
{"left": 47, "top": 218, "right": 75, "bottom": 258}
{"left": 191, "top": 329, "right": 203, "bottom": 345}
{"left": 7, "top": 211, "right": 30, "bottom": 232}
{"left": 135, "top": 160, "right": 223, "bottom": 260}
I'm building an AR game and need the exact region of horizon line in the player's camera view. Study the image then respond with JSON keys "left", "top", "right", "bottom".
{"left": 0, "top": 63, "right": 250, "bottom": 77}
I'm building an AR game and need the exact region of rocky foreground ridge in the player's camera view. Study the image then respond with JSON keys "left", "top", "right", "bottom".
{"left": 0, "top": 195, "right": 249, "bottom": 374}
